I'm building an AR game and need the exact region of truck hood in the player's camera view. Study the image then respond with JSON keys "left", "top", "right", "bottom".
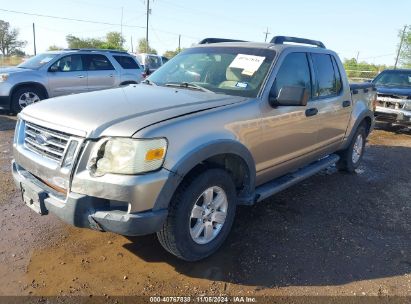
{"left": 376, "top": 86, "right": 411, "bottom": 97}
{"left": 21, "top": 84, "right": 245, "bottom": 138}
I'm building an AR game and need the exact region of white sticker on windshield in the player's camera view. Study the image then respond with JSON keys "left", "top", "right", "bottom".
{"left": 39, "top": 56, "right": 55, "bottom": 64}
{"left": 229, "top": 54, "right": 265, "bottom": 76}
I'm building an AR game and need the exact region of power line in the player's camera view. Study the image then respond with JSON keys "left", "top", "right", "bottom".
{"left": 0, "top": 8, "right": 146, "bottom": 29}
{"left": 0, "top": 8, "right": 199, "bottom": 40}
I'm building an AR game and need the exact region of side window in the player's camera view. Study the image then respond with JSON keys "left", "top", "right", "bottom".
{"left": 271, "top": 52, "right": 311, "bottom": 98}
{"left": 331, "top": 56, "right": 343, "bottom": 93}
{"left": 311, "top": 53, "right": 337, "bottom": 97}
{"left": 50, "top": 55, "right": 84, "bottom": 72}
{"left": 84, "top": 54, "right": 114, "bottom": 71}
{"left": 113, "top": 55, "right": 140, "bottom": 69}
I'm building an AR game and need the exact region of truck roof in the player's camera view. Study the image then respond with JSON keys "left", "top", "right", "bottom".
{"left": 194, "top": 36, "right": 331, "bottom": 52}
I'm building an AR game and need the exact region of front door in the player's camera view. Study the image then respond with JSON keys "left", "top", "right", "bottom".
{"left": 47, "top": 54, "right": 88, "bottom": 97}
{"left": 256, "top": 52, "right": 321, "bottom": 185}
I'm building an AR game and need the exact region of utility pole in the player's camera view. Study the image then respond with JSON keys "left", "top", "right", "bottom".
{"left": 356, "top": 51, "right": 360, "bottom": 62}
{"left": 120, "top": 7, "right": 123, "bottom": 47}
{"left": 146, "top": 0, "right": 150, "bottom": 53}
{"left": 263, "top": 27, "right": 271, "bottom": 42}
{"left": 178, "top": 34, "right": 181, "bottom": 52}
{"left": 32, "top": 23, "right": 36, "bottom": 55}
{"left": 395, "top": 25, "right": 407, "bottom": 69}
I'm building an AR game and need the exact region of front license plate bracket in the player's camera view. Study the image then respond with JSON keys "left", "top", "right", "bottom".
{"left": 20, "top": 182, "right": 48, "bottom": 215}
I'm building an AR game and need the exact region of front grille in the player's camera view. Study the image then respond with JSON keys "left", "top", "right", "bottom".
{"left": 24, "top": 122, "right": 70, "bottom": 162}
{"left": 377, "top": 94, "right": 406, "bottom": 109}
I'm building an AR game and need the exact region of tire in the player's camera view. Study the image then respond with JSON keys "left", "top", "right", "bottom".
{"left": 11, "top": 86, "right": 45, "bottom": 113}
{"left": 337, "top": 125, "right": 367, "bottom": 173}
{"left": 157, "top": 168, "right": 237, "bottom": 261}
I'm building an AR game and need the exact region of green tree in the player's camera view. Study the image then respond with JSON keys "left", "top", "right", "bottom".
{"left": 138, "top": 38, "right": 157, "bottom": 54}
{"left": 66, "top": 34, "right": 104, "bottom": 49}
{"left": 103, "top": 32, "right": 125, "bottom": 49}
{"left": 48, "top": 45, "right": 64, "bottom": 51}
{"left": 398, "top": 25, "right": 411, "bottom": 68}
{"left": 163, "top": 48, "right": 184, "bottom": 59}
{"left": 0, "top": 20, "right": 26, "bottom": 55}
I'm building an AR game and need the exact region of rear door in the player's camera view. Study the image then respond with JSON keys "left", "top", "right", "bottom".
{"left": 47, "top": 54, "right": 88, "bottom": 97}
{"left": 112, "top": 55, "right": 143, "bottom": 83}
{"left": 309, "top": 53, "right": 351, "bottom": 150}
{"left": 84, "top": 54, "right": 117, "bottom": 91}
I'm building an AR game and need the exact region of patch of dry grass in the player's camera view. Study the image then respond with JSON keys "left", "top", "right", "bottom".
{"left": 0, "top": 56, "right": 24, "bottom": 67}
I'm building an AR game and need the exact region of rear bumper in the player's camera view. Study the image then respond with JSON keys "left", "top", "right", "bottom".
{"left": 0, "top": 95, "right": 10, "bottom": 110}
{"left": 12, "top": 161, "right": 168, "bottom": 236}
{"left": 375, "top": 106, "right": 411, "bottom": 125}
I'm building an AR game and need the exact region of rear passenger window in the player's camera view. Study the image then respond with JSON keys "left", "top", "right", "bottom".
{"left": 84, "top": 54, "right": 114, "bottom": 71}
{"left": 271, "top": 52, "right": 311, "bottom": 98}
{"left": 331, "top": 56, "right": 343, "bottom": 93}
{"left": 311, "top": 53, "right": 338, "bottom": 97}
{"left": 113, "top": 56, "right": 140, "bottom": 69}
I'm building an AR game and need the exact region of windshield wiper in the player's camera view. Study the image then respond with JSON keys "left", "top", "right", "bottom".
{"left": 165, "top": 82, "right": 215, "bottom": 93}
{"left": 142, "top": 79, "right": 157, "bottom": 86}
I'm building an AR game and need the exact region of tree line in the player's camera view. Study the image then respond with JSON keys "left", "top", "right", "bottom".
{"left": 1, "top": 19, "right": 411, "bottom": 66}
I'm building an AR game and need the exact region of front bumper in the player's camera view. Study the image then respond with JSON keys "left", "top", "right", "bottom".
{"left": 375, "top": 106, "right": 411, "bottom": 125}
{"left": 12, "top": 161, "right": 168, "bottom": 236}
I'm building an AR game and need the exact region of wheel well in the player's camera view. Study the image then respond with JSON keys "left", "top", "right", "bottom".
{"left": 181, "top": 153, "right": 252, "bottom": 200}
{"left": 361, "top": 116, "right": 372, "bottom": 136}
{"left": 10, "top": 83, "right": 48, "bottom": 104}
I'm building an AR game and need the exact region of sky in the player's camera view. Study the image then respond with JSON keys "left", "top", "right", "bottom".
{"left": 1, "top": 0, "right": 410, "bottom": 66}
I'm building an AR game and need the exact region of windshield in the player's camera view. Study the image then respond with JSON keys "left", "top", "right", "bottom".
{"left": 148, "top": 47, "right": 275, "bottom": 98}
{"left": 146, "top": 55, "right": 162, "bottom": 69}
{"left": 373, "top": 70, "right": 411, "bottom": 87}
{"left": 18, "top": 53, "right": 59, "bottom": 69}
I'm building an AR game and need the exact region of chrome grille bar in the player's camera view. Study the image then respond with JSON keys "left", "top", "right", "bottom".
{"left": 24, "top": 122, "right": 71, "bottom": 163}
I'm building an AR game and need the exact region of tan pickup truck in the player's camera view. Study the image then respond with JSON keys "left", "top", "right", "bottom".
{"left": 12, "top": 36, "right": 376, "bottom": 261}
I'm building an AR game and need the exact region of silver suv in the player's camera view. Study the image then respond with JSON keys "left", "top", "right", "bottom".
{"left": 0, "top": 49, "right": 143, "bottom": 113}
{"left": 12, "top": 36, "right": 376, "bottom": 261}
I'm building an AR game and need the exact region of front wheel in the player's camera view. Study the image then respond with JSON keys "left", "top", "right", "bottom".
{"left": 11, "top": 86, "right": 44, "bottom": 113}
{"left": 337, "top": 125, "right": 367, "bottom": 172}
{"left": 157, "top": 169, "right": 237, "bottom": 261}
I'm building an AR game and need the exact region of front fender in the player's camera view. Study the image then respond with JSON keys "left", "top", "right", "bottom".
{"left": 153, "top": 140, "right": 256, "bottom": 210}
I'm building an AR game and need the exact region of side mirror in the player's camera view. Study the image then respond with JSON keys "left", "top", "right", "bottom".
{"left": 269, "top": 86, "right": 308, "bottom": 107}
{"left": 49, "top": 65, "right": 59, "bottom": 72}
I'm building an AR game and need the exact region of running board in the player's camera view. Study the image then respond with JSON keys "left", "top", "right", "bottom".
{"left": 255, "top": 154, "right": 340, "bottom": 203}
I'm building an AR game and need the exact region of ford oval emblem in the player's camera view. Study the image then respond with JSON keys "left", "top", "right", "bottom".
{"left": 35, "top": 133, "right": 49, "bottom": 146}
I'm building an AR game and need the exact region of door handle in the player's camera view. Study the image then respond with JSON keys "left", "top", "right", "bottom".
{"left": 342, "top": 100, "right": 351, "bottom": 107}
{"left": 305, "top": 108, "right": 318, "bottom": 117}
{"left": 77, "top": 75, "right": 85, "bottom": 78}
{"left": 108, "top": 74, "right": 114, "bottom": 77}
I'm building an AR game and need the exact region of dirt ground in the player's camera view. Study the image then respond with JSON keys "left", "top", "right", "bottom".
{"left": 0, "top": 113, "right": 410, "bottom": 298}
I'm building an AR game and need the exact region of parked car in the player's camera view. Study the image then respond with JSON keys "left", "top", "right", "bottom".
{"left": 372, "top": 69, "right": 411, "bottom": 127}
{"left": 135, "top": 53, "right": 169, "bottom": 75}
{"left": 0, "top": 49, "right": 143, "bottom": 113}
{"left": 12, "top": 36, "right": 375, "bottom": 261}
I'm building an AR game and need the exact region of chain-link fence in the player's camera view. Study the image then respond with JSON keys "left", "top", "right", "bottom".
{"left": 345, "top": 69, "right": 381, "bottom": 82}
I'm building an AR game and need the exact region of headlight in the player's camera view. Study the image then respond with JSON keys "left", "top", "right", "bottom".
{"left": 404, "top": 102, "right": 411, "bottom": 111}
{"left": 88, "top": 138, "right": 167, "bottom": 176}
{"left": 0, "top": 73, "right": 9, "bottom": 82}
